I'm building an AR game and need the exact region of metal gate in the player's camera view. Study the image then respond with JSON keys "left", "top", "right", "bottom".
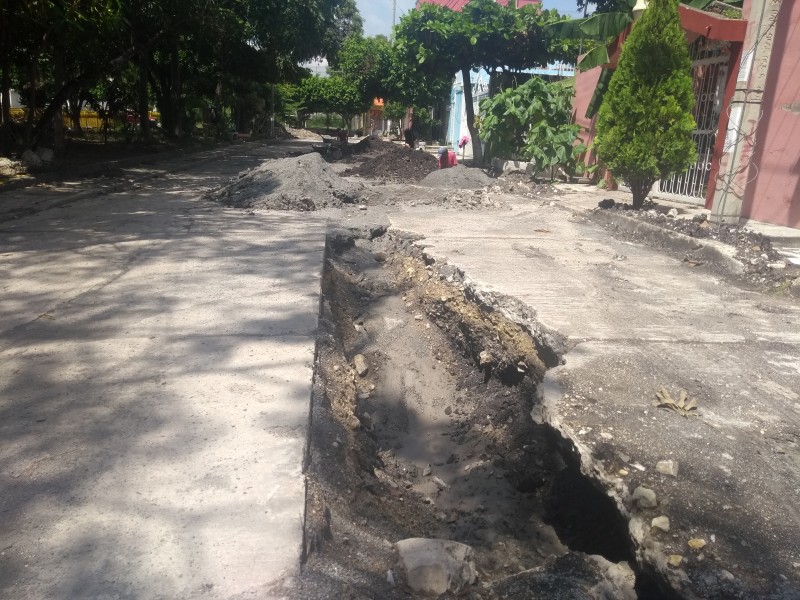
{"left": 655, "top": 38, "right": 731, "bottom": 204}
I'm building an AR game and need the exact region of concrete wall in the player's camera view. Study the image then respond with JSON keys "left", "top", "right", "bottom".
{"left": 741, "top": 0, "right": 800, "bottom": 227}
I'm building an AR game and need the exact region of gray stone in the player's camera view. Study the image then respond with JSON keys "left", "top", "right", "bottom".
{"left": 21, "top": 149, "right": 42, "bottom": 168}
{"left": 395, "top": 538, "right": 476, "bottom": 596}
{"left": 790, "top": 278, "right": 800, "bottom": 298}
{"left": 327, "top": 228, "right": 355, "bottom": 253}
{"left": 353, "top": 354, "right": 369, "bottom": 376}
{"left": 632, "top": 486, "right": 658, "bottom": 508}
{"left": 368, "top": 223, "right": 388, "bottom": 239}
{"left": 432, "top": 476, "right": 449, "bottom": 490}
{"left": 598, "top": 198, "right": 615, "bottom": 209}
{"left": 651, "top": 516, "right": 670, "bottom": 532}
{"left": 655, "top": 459, "right": 679, "bottom": 477}
{"left": 34, "top": 147, "right": 54, "bottom": 162}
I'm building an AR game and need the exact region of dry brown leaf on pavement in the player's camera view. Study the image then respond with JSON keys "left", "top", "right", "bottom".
{"left": 655, "top": 387, "right": 699, "bottom": 417}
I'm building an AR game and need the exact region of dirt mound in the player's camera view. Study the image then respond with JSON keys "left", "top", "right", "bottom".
{"left": 284, "top": 126, "right": 322, "bottom": 140}
{"left": 419, "top": 164, "right": 493, "bottom": 189}
{"left": 344, "top": 140, "right": 437, "bottom": 182}
{"left": 599, "top": 202, "right": 797, "bottom": 287}
{"left": 210, "top": 152, "right": 364, "bottom": 211}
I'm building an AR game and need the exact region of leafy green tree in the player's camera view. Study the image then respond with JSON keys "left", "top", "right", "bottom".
{"left": 298, "top": 75, "right": 366, "bottom": 131}
{"left": 326, "top": 75, "right": 368, "bottom": 132}
{"left": 334, "top": 35, "right": 393, "bottom": 107}
{"left": 479, "top": 76, "right": 583, "bottom": 176}
{"left": 382, "top": 101, "right": 407, "bottom": 123}
{"left": 321, "top": 0, "right": 364, "bottom": 69}
{"left": 577, "top": 0, "right": 634, "bottom": 15}
{"left": 0, "top": 0, "right": 361, "bottom": 153}
{"left": 594, "top": 0, "right": 696, "bottom": 208}
{"left": 394, "top": 0, "right": 552, "bottom": 164}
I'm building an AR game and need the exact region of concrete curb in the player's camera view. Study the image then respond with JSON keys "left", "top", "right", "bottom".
{"left": 586, "top": 208, "right": 745, "bottom": 277}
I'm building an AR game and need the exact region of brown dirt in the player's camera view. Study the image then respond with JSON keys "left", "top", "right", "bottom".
{"left": 343, "top": 139, "right": 438, "bottom": 183}
{"left": 287, "top": 229, "right": 662, "bottom": 599}
{"left": 597, "top": 201, "right": 799, "bottom": 292}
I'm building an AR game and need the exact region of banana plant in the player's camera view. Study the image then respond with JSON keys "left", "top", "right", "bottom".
{"left": 545, "top": 0, "right": 742, "bottom": 73}
{"left": 544, "top": 0, "right": 635, "bottom": 72}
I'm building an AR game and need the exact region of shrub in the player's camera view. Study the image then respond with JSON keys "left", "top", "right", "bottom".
{"left": 479, "top": 76, "right": 584, "bottom": 177}
{"left": 594, "top": 0, "right": 697, "bottom": 208}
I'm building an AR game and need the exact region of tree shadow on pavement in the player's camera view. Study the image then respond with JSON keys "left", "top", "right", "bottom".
{"left": 0, "top": 162, "right": 325, "bottom": 598}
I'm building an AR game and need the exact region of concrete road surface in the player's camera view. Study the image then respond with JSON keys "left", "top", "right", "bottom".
{"left": 0, "top": 144, "right": 325, "bottom": 599}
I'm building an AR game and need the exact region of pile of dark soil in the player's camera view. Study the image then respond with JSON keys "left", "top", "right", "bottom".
{"left": 343, "top": 140, "right": 437, "bottom": 182}
{"left": 599, "top": 201, "right": 798, "bottom": 288}
{"left": 208, "top": 152, "right": 365, "bottom": 211}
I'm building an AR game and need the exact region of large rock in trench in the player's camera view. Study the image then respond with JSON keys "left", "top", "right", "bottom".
{"left": 491, "top": 552, "right": 637, "bottom": 600}
{"left": 394, "top": 538, "right": 476, "bottom": 596}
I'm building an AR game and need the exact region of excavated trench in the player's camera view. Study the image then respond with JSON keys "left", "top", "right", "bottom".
{"left": 296, "top": 227, "right": 674, "bottom": 599}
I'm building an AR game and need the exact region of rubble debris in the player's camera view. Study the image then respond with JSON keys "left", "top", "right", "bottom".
{"left": 419, "top": 164, "right": 493, "bottom": 189}
{"left": 209, "top": 152, "right": 364, "bottom": 210}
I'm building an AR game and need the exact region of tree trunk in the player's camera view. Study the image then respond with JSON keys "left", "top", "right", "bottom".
{"left": 52, "top": 43, "right": 66, "bottom": 155}
{"left": 460, "top": 66, "right": 482, "bottom": 164}
{"left": 68, "top": 98, "right": 83, "bottom": 135}
{"left": 138, "top": 50, "right": 151, "bottom": 141}
{"left": 168, "top": 32, "right": 182, "bottom": 138}
{"left": 1, "top": 55, "right": 11, "bottom": 156}
{"left": 630, "top": 178, "right": 654, "bottom": 209}
{"left": 24, "top": 61, "right": 37, "bottom": 147}
{"left": 28, "top": 39, "right": 158, "bottom": 150}
{"left": 0, "top": 0, "right": 14, "bottom": 156}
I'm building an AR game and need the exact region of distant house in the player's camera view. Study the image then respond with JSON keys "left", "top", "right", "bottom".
{"left": 575, "top": 0, "right": 800, "bottom": 229}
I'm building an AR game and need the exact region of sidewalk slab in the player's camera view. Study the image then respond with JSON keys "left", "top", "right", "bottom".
{"left": 0, "top": 158, "right": 326, "bottom": 599}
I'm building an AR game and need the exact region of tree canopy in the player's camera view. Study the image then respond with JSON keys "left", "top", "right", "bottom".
{"left": 0, "top": 0, "right": 361, "bottom": 155}
{"left": 594, "top": 0, "right": 697, "bottom": 208}
{"left": 393, "top": 0, "right": 575, "bottom": 163}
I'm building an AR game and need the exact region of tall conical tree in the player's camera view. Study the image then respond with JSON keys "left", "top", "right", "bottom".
{"left": 594, "top": 0, "right": 697, "bottom": 208}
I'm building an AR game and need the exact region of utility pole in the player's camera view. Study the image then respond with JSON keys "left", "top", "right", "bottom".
{"left": 710, "top": 0, "right": 781, "bottom": 223}
{"left": 392, "top": 0, "right": 397, "bottom": 32}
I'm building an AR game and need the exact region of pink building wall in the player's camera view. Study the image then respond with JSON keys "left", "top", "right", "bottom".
{"left": 741, "top": 0, "right": 800, "bottom": 227}
{"left": 573, "top": 65, "right": 602, "bottom": 164}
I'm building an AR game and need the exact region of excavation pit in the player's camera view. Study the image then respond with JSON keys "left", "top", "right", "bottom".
{"left": 293, "top": 228, "right": 672, "bottom": 599}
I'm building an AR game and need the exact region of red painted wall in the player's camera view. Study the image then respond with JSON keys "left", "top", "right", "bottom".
{"left": 741, "top": 0, "right": 800, "bottom": 227}
{"left": 416, "top": 0, "right": 540, "bottom": 11}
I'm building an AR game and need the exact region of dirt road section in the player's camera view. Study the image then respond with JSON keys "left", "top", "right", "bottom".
{"left": 0, "top": 145, "right": 326, "bottom": 599}
{"left": 387, "top": 199, "right": 800, "bottom": 599}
